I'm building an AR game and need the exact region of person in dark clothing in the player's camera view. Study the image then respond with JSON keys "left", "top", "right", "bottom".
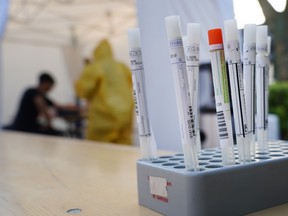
{"left": 9, "top": 72, "right": 76, "bottom": 136}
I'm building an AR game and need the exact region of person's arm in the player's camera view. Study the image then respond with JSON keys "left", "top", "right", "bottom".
{"left": 34, "top": 95, "right": 54, "bottom": 127}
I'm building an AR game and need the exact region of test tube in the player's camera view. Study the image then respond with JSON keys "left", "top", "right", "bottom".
{"left": 208, "top": 28, "right": 235, "bottom": 165}
{"left": 184, "top": 23, "right": 201, "bottom": 153}
{"left": 127, "top": 28, "right": 157, "bottom": 161}
{"left": 256, "top": 25, "right": 269, "bottom": 152}
{"left": 243, "top": 24, "right": 256, "bottom": 158}
{"left": 165, "top": 16, "right": 198, "bottom": 171}
{"left": 224, "top": 19, "right": 250, "bottom": 163}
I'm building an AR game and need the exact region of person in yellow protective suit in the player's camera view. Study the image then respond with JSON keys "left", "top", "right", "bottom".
{"left": 75, "top": 39, "right": 134, "bottom": 145}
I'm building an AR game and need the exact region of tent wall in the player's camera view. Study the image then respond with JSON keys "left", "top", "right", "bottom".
{"left": 2, "top": 42, "right": 75, "bottom": 125}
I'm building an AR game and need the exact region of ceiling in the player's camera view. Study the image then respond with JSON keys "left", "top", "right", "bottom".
{"left": 5, "top": 0, "right": 137, "bottom": 46}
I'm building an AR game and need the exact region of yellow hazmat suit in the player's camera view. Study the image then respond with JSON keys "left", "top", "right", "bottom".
{"left": 75, "top": 39, "right": 134, "bottom": 145}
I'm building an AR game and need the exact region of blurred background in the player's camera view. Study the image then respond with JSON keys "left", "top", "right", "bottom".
{"left": 0, "top": 0, "right": 287, "bottom": 151}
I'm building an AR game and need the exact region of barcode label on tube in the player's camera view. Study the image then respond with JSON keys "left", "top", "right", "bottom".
{"left": 187, "top": 106, "right": 195, "bottom": 138}
{"left": 217, "top": 111, "right": 229, "bottom": 139}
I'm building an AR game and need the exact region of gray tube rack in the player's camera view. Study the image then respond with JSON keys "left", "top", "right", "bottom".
{"left": 137, "top": 141, "right": 288, "bottom": 216}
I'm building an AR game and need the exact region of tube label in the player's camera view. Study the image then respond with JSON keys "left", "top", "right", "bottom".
{"left": 210, "top": 46, "right": 234, "bottom": 146}
{"left": 243, "top": 43, "right": 256, "bottom": 135}
{"left": 185, "top": 44, "right": 199, "bottom": 67}
{"left": 168, "top": 38, "right": 195, "bottom": 144}
{"left": 129, "top": 48, "right": 151, "bottom": 136}
{"left": 256, "top": 55, "right": 269, "bottom": 130}
{"left": 226, "top": 40, "right": 248, "bottom": 137}
{"left": 185, "top": 44, "right": 200, "bottom": 131}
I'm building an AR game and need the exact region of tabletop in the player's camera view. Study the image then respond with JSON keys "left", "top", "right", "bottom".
{"left": 0, "top": 131, "right": 287, "bottom": 216}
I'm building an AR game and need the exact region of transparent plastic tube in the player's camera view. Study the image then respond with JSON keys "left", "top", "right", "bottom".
{"left": 128, "top": 28, "right": 157, "bottom": 160}
{"left": 165, "top": 16, "right": 198, "bottom": 171}
{"left": 224, "top": 19, "right": 250, "bottom": 163}
{"left": 256, "top": 25, "right": 269, "bottom": 152}
{"left": 208, "top": 28, "right": 235, "bottom": 165}
{"left": 243, "top": 24, "right": 256, "bottom": 158}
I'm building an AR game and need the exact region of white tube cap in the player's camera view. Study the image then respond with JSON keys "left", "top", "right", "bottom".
{"left": 128, "top": 28, "right": 141, "bottom": 49}
{"left": 224, "top": 19, "right": 239, "bottom": 41}
{"left": 244, "top": 24, "right": 256, "bottom": 44}
{"left": 187, "top": 23, "right": 200, "bottom": 44}
{"left": 256, "top": 25, "right": 268, "bottom": 47}
{"left": 165, "top": 15, "right": 182, "bottom": 40}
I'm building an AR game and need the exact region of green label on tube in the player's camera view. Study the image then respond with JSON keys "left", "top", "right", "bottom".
{"left": 220, "top": 51, "right": 230, "bottom": 104}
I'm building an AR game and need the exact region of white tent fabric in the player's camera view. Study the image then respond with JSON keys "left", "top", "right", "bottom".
{"left": 5, "top": 0, "right": 137, "bottom": 79}
{"left": 6, "top": 0, "right": 136, "bottom": 46}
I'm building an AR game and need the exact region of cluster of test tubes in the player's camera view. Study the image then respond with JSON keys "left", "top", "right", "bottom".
{"left": 127, "top": 16, "right": 270, "bottom": 171}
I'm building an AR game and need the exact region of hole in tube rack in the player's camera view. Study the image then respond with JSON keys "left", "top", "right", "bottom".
{"left": 151, "top": 160, "right": 167, "bottom": 164}
{"left": 256, "top": 152, "right": 269, "bottom": 155}
{"left": 199, "top": 162, "right": 209, "bottom": 166}
{"left": 203, "top": 149, "right": 218, "bottom": 152}
{"left": 282, "top": 151, "right": 288, "bottom": 154}
{"left": 169, "top": 158, "right": 183, "bottom": 161}
{"left": 269, "top": 150, "right": 282, "bottom": 152}
{"left": 270, "top": 154, "right": 285, "bottom": 157}
{"left": 159, "top": 156, "right": 173, "bottom": 159}
{"left": 173, "top": 165, "right": 186, "bottom": 169}
{"left": 255, "top": 156, "right": 271, "bottom": 160}
{"left": 213, "top": 155, "right": 222, "bottom": 158}
{"left": 162, "top": 163, "right": 179, "bottom": 166}
{"left": 209, "top": 159, "right": 222, "bottom": 163}
{"left": 198, "top": 157, "right": 212, "bottom": 160}
{"left": 180, "top": 160, "right": 184, "bottom": 163}
{"left": 66, "top": 208, "right": 82, "bottom": 214}
{"left": 174, "top": 153, "right": 184, "bottom": 156}
{"left": 281, "top": 148, "right": 288, "bottom": 151}
{"left": 205, "top": 165, "right": 223, "bottom": 169}
{"left": 201, "top": 153, "right": 215, "bottom": 156}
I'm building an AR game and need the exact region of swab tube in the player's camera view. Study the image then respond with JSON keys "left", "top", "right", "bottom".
{"left": 165, "top": 16, "right": 198, "bottom": 171}
{"left": 128, "top": 28, "right": 157, "bottom": 160}
{"left": 208, "top": 28, "right": 235, "bottom": 165}
{"left": 243, "top": 24, "right": 256, "bottom": 157}
{"left": 256, "top": 25, "right": 269, "bottom": 152}
{"left": 224, "top": 19, "right": 250, "bottom": 162}
{"left": 184, "top": 23, "right": 201, "bottom": 153}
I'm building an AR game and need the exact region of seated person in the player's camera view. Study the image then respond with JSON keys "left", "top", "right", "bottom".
{"left": 9, "top": 72, "right": 77, "bottom": 136}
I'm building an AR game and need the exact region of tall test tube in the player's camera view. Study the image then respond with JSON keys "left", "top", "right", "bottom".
{"left": 208, "top": 28, "right": 235, "bottom": 165}
{"left": 128, "top": 28, "right": 157, "bottom": 160}
{"left": 243, "top": 24, "right": 257, "bottom": 157}
{"left": 185, "top": 23, "right": 201, "bottom": 153}
{"left": 165, "top": 16, "right": 198, "bottom": 171}
{"left": 224, "top": 19, "right": 250, "bottom": 162}
{"left": 256, "top": 25, "right": 269, "bottom": 152}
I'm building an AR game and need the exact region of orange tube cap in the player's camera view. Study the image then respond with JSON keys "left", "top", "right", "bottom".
{"left": 208, "top": 28, "right": 223, "bottom": 45}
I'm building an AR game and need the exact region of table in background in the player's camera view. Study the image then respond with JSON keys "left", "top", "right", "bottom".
{"left": 0, "top": 131, "right": 287, "bottom": 216}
